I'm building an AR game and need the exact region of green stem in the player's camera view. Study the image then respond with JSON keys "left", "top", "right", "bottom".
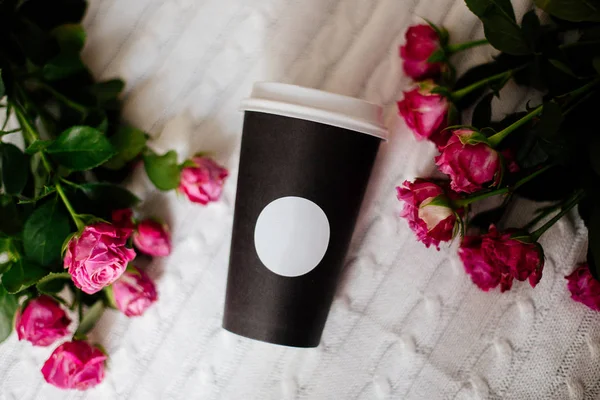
{"left": 0, "top": 128, "right": 21, "bottom": 135}
{"left": 454, "top": 164, "right": 553, "bottom": 207}
{"left": 13, "top": 102, "right": 53, "bottom": 172}
{"left": 75, "top": 290, "right": 83, "bottom": 322}
{"left": 59, "top": 178, "right": 83, "bottom": 189}
{"left": 455, "top": 187, "right": 510, "bottom": 207}
{"left": 38, "top": 83, "right": 88, "bottom": 115}
{"left": 451, "top": 71, "right": 510, "bottom": 101}
{"left": 531, "top": 190, "right": 585, "bottom": 241}
{"left": 447, "top": 39, "right": 489, "bottom": 54}
{"left": 523, "top": 204, "right": 561, "bottom": 231}
{"left": 56, "top": 182, "right": 84, "bottom": 231}
{"left": 561, "top": 77, "right": 600, "bottom": 100}
{"left": 487, "top": 79, "right": 600, "bottom": 147}
{"left": 13, "top": 100, "right": 84, "bottom": 230}
{"left": 488, "top": 105, "right": 543, "bottom": 147}
{"left": 451, "top": 67, "right": 521, "bottom": 101}
{"left": 563, "top": 91, "right": 594, "bottom": 116}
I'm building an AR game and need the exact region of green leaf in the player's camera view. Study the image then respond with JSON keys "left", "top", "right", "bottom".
{"left": 0, "top": 286, "right": 18, "bottom": 343}
{"left": 0, "top": 70, "right": 5, "bottom": 99}
{"left": 521, "top": 10, "right": 541, "bottom": 51}
{"left": 13, "top": 19, "right": 54, "bottom": 65}
{"left": 0, "top": 261, "right": 12, "bottom": 276}
{"left": 52, "top": 24, "right": 86, "bottom": 53}
{"left": 454, "top": 61, "right": 507, "bottom": 109}
{"left": 593, "top": 57, "right": 600, "bottom": 75}
{"left": 23, "top": 196, "right": 71, "bottom": 266}
{"left": 1, "top": 143, "right": 28, "bottom": 195}
{"left": 430, "top": 86, "right": 452, "bottom": 97}
{"left": 47, "top": 126, "right": 116, "bottom": 171}
{"left": 465, "top": 0, "right": 531, "bottom": 55}
{"left": 89, "top": 79, "right": 125, "bottom": 104}
{"left": 458, "top": 130, "right": 490, "bottom": 146}
{"left": 74, "top": 300, "right": 105, "bottom": 338}
{"left": 421, "top": 195, "right": 451, "bottom": 208}
{"left": 0, "top": 196, "right": 23, "bottom": 235}
{"left": 143, "top": 150, "right": 182, "bottom": 191}
{"left": 472, "top": 93, "right": 494, "bottom": 129}
{"left": 103, "top": 126, "right": 147, "bottom": 170}
{"left": 548, "top": 59, "right": 580, "bottom": 78}
{"left": 424, "top": 18, "right": 450, "bottom": 46}
{"left": 466, "top": 0, "right": 516, "bottom": 17}
{"left": 36, "top": 272, "right": 71, "bottom": 294}
{"left": 427, "top": 48, "right": 447, "bottom": 63}
{"left": 18, "top": 186, "right": 56, "bottom": 204}
{"left": 43, "top": 53, "right": 86, "bottom": 81}
{"left": 79, "top": 182, "right": 141, "bottom": 210}
{"left": 2, "top": 259, "right": 48, "bottom": 294}
{"left": 25, "top": 140, "right": 53, "bottom": 155}
{"left": 534, "top": 0, "right": 600, "bottom": 22}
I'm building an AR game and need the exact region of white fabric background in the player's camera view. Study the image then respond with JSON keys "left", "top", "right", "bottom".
{"left": 1, "top": 0, "right": 599, "bottom": 399}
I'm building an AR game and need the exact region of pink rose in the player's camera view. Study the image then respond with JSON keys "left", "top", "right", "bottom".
{"left": 435, "top": 129, "right": 501, "bottom": 193}
{"left": 111, "top": 267, "right": 158, "bottom": 317}
{"left": 15, "top": 296, "right": 71, "bottom": 346}
{"left": 111, "top": 208, "right": 135, "bottom": 233}
{"left": 400, "top": 24, "right": 443, "bottom": 80}
{"left": 482, "top": 226, "right": 544, "bottom": 286}
{"left": 396, "top": 179, "right": 461, "bottom": 249}
{"left": 566, "top": 263, "right": 600, "bottom": 311}
{"left": 459, "top": 235, "right": 512, "bottom": 292}
{"left": 397, "top": 81, "right": 452, "bottom": 147}
{"left": 64, "top": 223, "right": 136, "bottom": 295}
{"left": 41, "top": 341, "right": 106, "bottom": 390}
{"left": 133, "top": 219, "right": 171, "bottom": 257}
{"left": 179, "top": 156, "right": 228, "bottom": 205}
{"left": 459, "top": 225, "right": 544, "bottom": 292}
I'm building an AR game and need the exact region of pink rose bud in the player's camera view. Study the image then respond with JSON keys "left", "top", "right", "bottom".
{"left": 400, "top": 24, "right": 443, "bottom": 80}
{"left": 111, "top": 208, "right": 135, "bottom": 233}
{"left": 396, "top": 179, "right": 461, "bottom": 249}
{"left": 459, "top": 225, "right": 544, "bottom": 292}
{"left": 64, "top": 222, "right": 136, "bottom": 295}
{"left": 133, "top": 219, "right": 171, "bottom": 257}
{"left": 179, "top": 156, "right": 228, "bottom": 205}
{"left": 435, "top": 129, "right": 501, "bottom": 193}
{"left": 15, "top": 296, "right": 71, "bottom": 347}
{"left": 41, "top": 340, "right": 106, "bottom": 390}
{"left": 111, "top": 267, "right": 158, "bottom": 317}
{"left": 397, "top": 81, "right": 452, "bottom": 148}
{"left": 566, "top": 264, "right": 600, "bottom": 311}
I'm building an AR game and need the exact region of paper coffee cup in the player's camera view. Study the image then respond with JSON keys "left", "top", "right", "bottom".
{"left": 223, "top": 82, "right": 388, "bottom": 347}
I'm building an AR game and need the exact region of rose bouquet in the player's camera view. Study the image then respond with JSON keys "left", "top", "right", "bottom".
{"left": 396, "top": 0, "right": 600, "bottom": 305}
{"left": 0, "top": 0, "right": 227, "bottom": 390}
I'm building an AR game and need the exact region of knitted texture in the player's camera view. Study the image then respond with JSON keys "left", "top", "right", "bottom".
{"left": 1, "top": 0, "right": 598, "bottom": 399}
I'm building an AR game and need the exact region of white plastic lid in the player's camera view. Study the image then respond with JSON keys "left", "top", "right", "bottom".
{"left": 240, "top": 82, "right": 388, "bottom": 140}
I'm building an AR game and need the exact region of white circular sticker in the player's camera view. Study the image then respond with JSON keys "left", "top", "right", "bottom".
{"left": 254, "top": 196, "right": 330, "bottom": 277}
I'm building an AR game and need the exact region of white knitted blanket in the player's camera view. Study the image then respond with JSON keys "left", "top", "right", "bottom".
{"left": 0, "top": 0, "right": 597, "bottom": 399}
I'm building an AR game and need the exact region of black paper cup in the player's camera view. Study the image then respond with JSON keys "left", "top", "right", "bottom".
{"left": 223, "top": 82, "right": 388, "bottom": 347}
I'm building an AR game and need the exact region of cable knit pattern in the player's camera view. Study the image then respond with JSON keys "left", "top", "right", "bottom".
{"left": 0, "top": 0, "right": 598, "bottom": 399}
